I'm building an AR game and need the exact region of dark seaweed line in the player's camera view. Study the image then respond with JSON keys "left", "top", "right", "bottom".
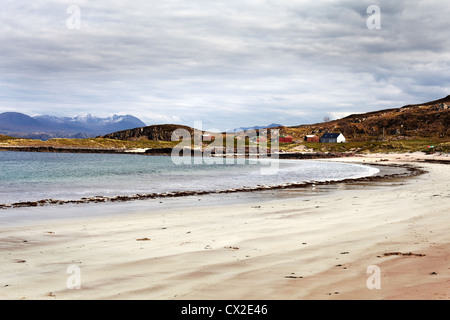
{"left": 0, "top": 163, "right": 426, "bottom": 210}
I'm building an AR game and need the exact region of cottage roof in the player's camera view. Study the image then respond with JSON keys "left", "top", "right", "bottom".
{"left": 321, "top": 133, "right": 343, "bottom": 139}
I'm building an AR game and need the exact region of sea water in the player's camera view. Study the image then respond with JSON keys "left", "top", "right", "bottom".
{"left": 0, "top": 151, "right": 379, "bottom": 204}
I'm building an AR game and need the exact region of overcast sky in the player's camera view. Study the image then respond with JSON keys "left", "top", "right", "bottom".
{"left": 0, "top": 0, "right": 449, "bottom": 130}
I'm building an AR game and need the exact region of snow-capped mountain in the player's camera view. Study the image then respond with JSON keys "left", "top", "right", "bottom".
{"left": 0, "top": 112, "right": 147, "bottom": 140}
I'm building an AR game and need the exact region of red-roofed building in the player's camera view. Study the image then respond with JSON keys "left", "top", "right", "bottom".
{"left": 304, "top": 135, "right": 320, "bottom": 142}
{"left": 279, "top": 135, "right": 293, "bottom": 143}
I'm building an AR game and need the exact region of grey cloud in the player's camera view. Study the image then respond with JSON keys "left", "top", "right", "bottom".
{"left": 0, "top": 0, "right": 448, "bottom": 130}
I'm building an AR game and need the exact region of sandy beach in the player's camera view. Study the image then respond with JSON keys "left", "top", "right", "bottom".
{"left": 0, "top": 152, "right": 448, "bottom": 300}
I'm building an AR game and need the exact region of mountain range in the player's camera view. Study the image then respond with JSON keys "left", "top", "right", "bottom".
{"left": 2, "top": 95, "right": 449, "bottom": 142}
{"left": 0, "top": 112, "right": 146, "bottom": 140}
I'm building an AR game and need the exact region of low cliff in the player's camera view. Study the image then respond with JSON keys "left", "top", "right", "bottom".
{"left": 100, "top": 124, "right": 199, "bottom": 142}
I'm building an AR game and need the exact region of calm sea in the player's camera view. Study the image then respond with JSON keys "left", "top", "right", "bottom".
{"left": 0, "top": 151, "right": 379, "bottom": 204}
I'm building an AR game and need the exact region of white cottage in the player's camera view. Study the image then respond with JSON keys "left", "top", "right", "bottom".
{"left": 319, "top": 133, "right": 346, "bottom": 143}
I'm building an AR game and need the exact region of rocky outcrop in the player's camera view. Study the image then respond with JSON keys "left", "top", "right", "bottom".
{"left": 100, "top": 124, "right": 199, "bottom": 142}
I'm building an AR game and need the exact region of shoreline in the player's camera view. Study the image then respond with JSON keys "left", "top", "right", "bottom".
{"left": 0, "top": 160, "right": 422, "bottom": 210}
{"left": 0, "top": 145, "right": 174, "bottom": 155}
{"left": 0, "top": 145, "right": 360, "bottom": 159}
{"left": 0, "top": 152, "right": 448, "bottom": 300}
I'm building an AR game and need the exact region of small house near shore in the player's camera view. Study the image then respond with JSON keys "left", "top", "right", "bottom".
{"left": 319, "top": 133, "right": 346, "bottom": 143}
{"left": 279, "top": 135, "right": 293, "bottom": 143}
{"left": 304, "top": 135, "right": 320, "bottom": 143}
{"left": 202, "top": 134, "right": 215, "bottom": 142}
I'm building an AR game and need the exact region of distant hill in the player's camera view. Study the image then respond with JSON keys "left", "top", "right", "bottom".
{"left": 0, "top": 112, "right": 146, "bottom": 140}
{"left": 100, "top": 124, "right": 201, "bottom": 142}
{"left": 100, "top": 123, "right": 285, "bottom": 142}
{"left": 283, "top": 95, "right": 450, "bottom": 140}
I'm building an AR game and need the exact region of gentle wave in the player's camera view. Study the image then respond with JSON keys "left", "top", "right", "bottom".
{"left": 0, "top": 152, "right": 379, "bottom": 204}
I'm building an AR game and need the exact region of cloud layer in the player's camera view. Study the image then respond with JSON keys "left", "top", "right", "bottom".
{"left": 0, "top": 0, "right": 449, "bottom": 130}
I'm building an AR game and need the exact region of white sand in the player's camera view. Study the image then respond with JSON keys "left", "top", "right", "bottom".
{"left": 0, "top": 153, "right": 449, "bottom": 300}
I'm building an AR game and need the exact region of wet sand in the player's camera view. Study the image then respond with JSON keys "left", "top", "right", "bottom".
{"left": 0, "top": 152, "right": 448, "bottom": 300}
